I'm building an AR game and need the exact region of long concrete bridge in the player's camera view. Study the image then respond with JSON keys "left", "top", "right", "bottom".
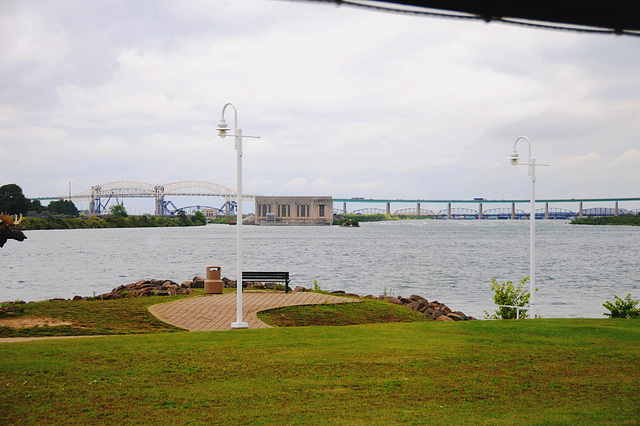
{"left": 334, "top": 197, "right": 640, "bottom": 219}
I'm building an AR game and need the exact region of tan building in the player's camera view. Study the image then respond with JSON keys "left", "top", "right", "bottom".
{"left": 254, "top": 196, "right": 333, "bottom": 225}
{"left": 203, "top": 208, "right": 219, "bottom": 221}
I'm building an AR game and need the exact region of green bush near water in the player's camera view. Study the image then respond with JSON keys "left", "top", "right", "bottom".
{"left": 572, "top": 214, "right": 640, "bottom": 226}
{"left": 603, "top": 293, "right": 640, "bottom": 318}
{"left": 485, "top": 277, "right": 532, "bottom": 319}
{"left": 21, "top": 215, "right": 206, "bottom": 230}
{"left": 334, "top": 213, "right": 434, "bottom": 224}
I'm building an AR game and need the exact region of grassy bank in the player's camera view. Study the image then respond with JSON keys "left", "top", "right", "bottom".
{"left": 22, "top": 215, "right": 206, "bottom": 230}
{"left": 258, "top": 297, "right": 427, "bottom": 327}
{"left": 0, "top": 292, "right": 423, "bottom": 338}
{"left": 0, "top": 294, "right": 194, "bottom": 337}
{"left": 572, "top": 214, "right": 640, "bottom": 226}
{"left": 1, "top": 318, "right": 638, "bottom": 424}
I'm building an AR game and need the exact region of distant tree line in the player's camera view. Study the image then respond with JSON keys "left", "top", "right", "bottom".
{"left": 23, "top": 213, "right": 207, "bottom": 230}
{"left": 1, "top": 183, "right": 208, "bottom": 229}
{"left": 0, "top": 184, "right": 78, "bottom": 215}
{"left": 571, "top": 214, "right": 640, "bottom": 226}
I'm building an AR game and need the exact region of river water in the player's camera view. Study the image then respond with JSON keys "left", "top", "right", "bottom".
{"left": 2, "top": 220, "right": 639, "bottom": 319}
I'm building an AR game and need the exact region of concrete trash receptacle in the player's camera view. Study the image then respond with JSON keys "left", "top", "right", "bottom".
{"left": 204, "top": 266, "right": 223, "bottom": 294}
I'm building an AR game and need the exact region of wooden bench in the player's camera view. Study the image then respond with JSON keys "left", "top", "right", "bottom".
{"left": 242, "top": 272, "right": 291, "bottom": 293}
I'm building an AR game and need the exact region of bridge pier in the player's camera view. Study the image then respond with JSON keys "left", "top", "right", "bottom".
{"left": 343, "top": 202, "right": 347, "bottom": 215}
{"left": 545, "top": 203, "right": 549, "bottom": 220}
{"left": 478, "top": 203, "right": 483, "bottom": 220}
{"left": 579, "top": 202, "right": 583, "bottom": 218}
{"left": 615, "top": 201, "right": 619, "bottom": 216}
{"left": 416, "top": 203, "right": 421, "bottom": 216}
{"left": 447, "top": 203, "right": 452, "bottom": 220}
{"left": 154, "top": 185, "right": 165, "bottom": 216}
{"left": 511, "top": 202, "right": 515, "bottom": 220}
{"left": 386, "top": 203, "right": 390, "bottom": 215}
{"left": 155, "top": 196, "right": 164, "bottom": 216}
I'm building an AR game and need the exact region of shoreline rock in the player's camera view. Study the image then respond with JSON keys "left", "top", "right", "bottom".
{"left": 292, "top": 286, "right": 477, "bottom": 321}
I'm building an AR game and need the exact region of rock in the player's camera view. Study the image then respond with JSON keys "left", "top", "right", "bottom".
{"left": 452, "top": 311, "right": 467, "bottom": 320}
{"left": 430, "top": 310, "right": 443, "bottom": 320}
{"left": 447, "top": 313, "right": 464, "bottom": 321}
{"left": 191, "top": 276, "right": 205, "bottom": 288}
{"left": 409, "top": 294, "right": 428, "bottom": 304}
{"left": 407, "top": 301, "right": 427, "bottom": 312}
{"left": 222, "top": 277, "right": 236, "bottom": 288}
{"left": 436, "top": 315, "right": 454, "bottom": 321}
{"left": 293, "top": 286, "right": 307, "bottom": 292}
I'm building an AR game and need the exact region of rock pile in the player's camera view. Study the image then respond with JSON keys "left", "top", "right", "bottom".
{"left": 291, "top": 286, "right": 476, "bottom": 321}
{"left": 72, "top": 279, "right": 195, "bottom": 301}
{"left": 376, "top": 294, "right": 476, "bottom": 321}
{"left": 0, "top": 300, "right": 25, "bottom": 315}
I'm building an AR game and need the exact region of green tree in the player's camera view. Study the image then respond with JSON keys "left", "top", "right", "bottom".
{"left": 603, "top": 294, "right": 640, "bottom": 318}
{"left": 485, "top": 277, "right": 532, "bottom": 320}
{"left": 176, "top": 210, "right": 193, "bottom": 226}
{"left": 47, "top": 199, "right": 79, "bottom": 216}
{"left": 0, "top": 184, "right": 29, "bottom": 214}
{"left": 109, "top": 204, "right": 128, "bottom": 218}
{"left": 192, "top": 210, "right": 207, "bottom": 225}
{"left": 27, "top": 199, "right": 43, "bottom": 213}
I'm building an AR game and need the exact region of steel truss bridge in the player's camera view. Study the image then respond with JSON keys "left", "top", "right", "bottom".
{"left": 58, "top": 181, "right": 253, "bottom": 216}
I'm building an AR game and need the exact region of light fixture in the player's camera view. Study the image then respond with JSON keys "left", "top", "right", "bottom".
{"left": 510, "top": 149, "right": 519, "bottom": 166}
{"left": 217, "top": 118, "right": 228, "bottom": 138}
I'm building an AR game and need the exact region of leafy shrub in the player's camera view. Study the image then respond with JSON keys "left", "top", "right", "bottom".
{"left": 603, "top": 294, "right": 640, "bottom": 318}
{"left": 336, "top": 218, "right": 359, "bottom": 227}
{"left": 485, "top": 277, "right": 531, "bottom": 320}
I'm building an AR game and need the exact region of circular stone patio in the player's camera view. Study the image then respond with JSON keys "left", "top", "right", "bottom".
{"left": 148, "top": 291, "right": 360, "bottom": 331}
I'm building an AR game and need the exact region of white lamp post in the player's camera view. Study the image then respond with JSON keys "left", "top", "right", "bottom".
{"left": 510, "top": 135, "right": 546, "bottom": 318}
{"left": 217, "top": 103, "right": 259, "bottom": 329}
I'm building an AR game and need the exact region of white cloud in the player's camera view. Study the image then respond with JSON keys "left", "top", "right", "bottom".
{"left": 612, "top": 148, "right": 640, "bottom": 166}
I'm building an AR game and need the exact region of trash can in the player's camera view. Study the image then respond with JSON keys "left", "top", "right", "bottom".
{"left": 204, "top": 266, "right": 223, "bottom": 294}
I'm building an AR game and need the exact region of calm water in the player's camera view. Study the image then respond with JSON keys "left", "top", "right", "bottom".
{"left": 2, "top": 220, "right": 639, "bottom": 319}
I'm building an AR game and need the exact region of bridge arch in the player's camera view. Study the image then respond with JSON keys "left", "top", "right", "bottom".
{"left": 68, "top": 180, "right": 249, "bottom": 215}
{"left": 394, "top": 208, "right": 436, "bottom": 216}
{"left": 352, "top": 208, "right": 386, "bottom": 215}
{"left": 436, "top": 208, "right": 479, "bottom": 219}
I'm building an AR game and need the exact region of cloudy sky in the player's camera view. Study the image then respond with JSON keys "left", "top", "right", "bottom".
{"left": 2, "top": 0, "right": 639, "bottom": 213}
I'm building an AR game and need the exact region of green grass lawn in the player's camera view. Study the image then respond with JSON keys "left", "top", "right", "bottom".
{"left": 0, "top": 294, "right": 194, "bottom": 338}
{"left": 1, "top": 316, "right": 639, "bottom": 424}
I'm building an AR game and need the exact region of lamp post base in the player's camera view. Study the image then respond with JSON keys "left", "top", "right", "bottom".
{"left": 231, "top": 321, "right": 248, "bottom": 329}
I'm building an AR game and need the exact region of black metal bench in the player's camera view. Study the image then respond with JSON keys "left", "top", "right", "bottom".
{"left": 242, "top": 272, "right": 291, "bottom": 293}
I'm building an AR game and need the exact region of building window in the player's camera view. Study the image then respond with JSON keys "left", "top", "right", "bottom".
{"left": 278, "top": 205, "right": 290, "bottom": 217}
{"left": 297, "top": 204, "right": 309, "bottom": 217}
{"left": 259, "top": 204, "right": 271, "bottom": 217}
{"left": 318, "top": 205, "right": 325, "bottom": 217}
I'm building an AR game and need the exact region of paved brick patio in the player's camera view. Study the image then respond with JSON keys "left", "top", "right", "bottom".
{"left": 148, "top": 291, "right": 359, "bottom": 331}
